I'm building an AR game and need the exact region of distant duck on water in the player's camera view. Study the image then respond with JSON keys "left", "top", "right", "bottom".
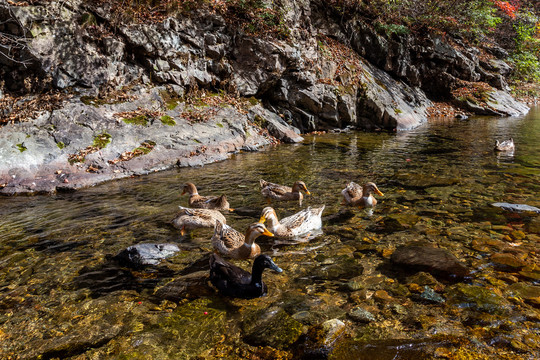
{"left": 209, "top": 253, "right": 282, "bottom": 299}
{"left": 341, "top": 182, "right": 384, "bottom": 208}
{"left": 494, "top": 138, "right": 514, "bottom": 152}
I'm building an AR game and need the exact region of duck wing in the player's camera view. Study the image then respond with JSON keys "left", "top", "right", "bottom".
{"left": 209, "top": 254, "right": 252, "bottom": 287}
{"left": 218, "top": 223, "right": 245, "bottom": 250}
{"left": 261, "top": 180, "right": 292, "bottom": 196}
{"left": 342, "top": 182, "right": 362, "bottom": 203}
{"left": 280, "top": 206, "right": 324, "bottom": 236}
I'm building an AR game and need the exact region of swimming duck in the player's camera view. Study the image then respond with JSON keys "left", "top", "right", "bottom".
{"left": 209, "top": 253, "right": 282, "bottom": 299}
{"left": 171, "top": 206, "right": 226, "bottom": 236}
{"left": 212, "top": 221, "right": 273, "bottom": 260}
{"left": 342, "top": 182, "right": 384, "bottom": 208}
{"left": 259, "top": 206, "right": 325, "bottom": 238}
{"left": 181, "top": 183, "right": 232, "bottom": 211}
{"left": 494, "top": 138, "right": 514, "bottom": 152}
{"left": 260, "top": 179, "right": 311, "bottom": 205}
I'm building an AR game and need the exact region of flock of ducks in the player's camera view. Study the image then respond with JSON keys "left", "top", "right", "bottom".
{"left": 172, "top": 137, "right": 513, "bottom": 299}
{"left": 172, "top": 180, "right": 383, "bottom": 298}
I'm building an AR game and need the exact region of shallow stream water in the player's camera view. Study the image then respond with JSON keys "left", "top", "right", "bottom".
{"left": 1, "top": 108, "right": 539, "bottom": 359}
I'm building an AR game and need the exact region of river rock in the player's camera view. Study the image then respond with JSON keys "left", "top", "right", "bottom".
{"left": 446, "top": 284, "right": 512, "bottom": 314}
{"left": 390, "top": 244, "right": 470, "bottom": 279}
{"left": 297, "top": 319, "right": 347, "bottom": 359}
{"left": 490, "top": 253, "right": 528, "bottom": 271}
{"left": 506, "top": 283, "right": 540, "bottom": 307}
{"left": 242, "top": 307, "right": 303, "bottom": 350}
{"left": 312, "top": 255, "right": 364, "bottom": 280}
{"left": 348, "top": 307, "right": 376, "bottom": 323}
{"left": 114, "top": 243, "right": 180, "bottom": 268}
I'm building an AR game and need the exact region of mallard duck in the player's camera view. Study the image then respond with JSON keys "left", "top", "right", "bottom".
{"left": 212, "top": 221, "right": 273, "bottom": 259}
{"left": 494, "top": 138, "right": 514, "bottom": 152}
{"left": 259, "top": 206, "right": 325, "bottom": 238}
{"left": 181, "top": 183, "right": 232, "bottom": 211}
{"left": 260, "top": 179, "right": 311, "bottom": 205}
{"left": 342, "top": 182, "right": 384, "bottom": 208}
{"left": 171, "top": 206, "right": 226, "bottom": 235}
{"left": 209, "top": 253, "right": 282, "bottom": 299}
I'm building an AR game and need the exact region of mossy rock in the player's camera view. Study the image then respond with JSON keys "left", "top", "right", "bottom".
{"left": 93, "top": 133, "right": 112, "bottom": 149}
{"left": 160, "top": 115, "right": 176, "bottom": 126}
{"left": 445, "top": 284, "right": 512, "bottom": 314}
{"left": 123, "top": 116, "right": 148, "bottom": 126}
{"left": 242, "top": 307, "right": 303, "bottom": 349}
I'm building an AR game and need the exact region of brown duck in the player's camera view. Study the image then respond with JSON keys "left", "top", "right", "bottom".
{"left": 341, "top": 182, "right": 384, "bottom": 208}
{"left": 181, "top": 182, "right": 232, "bottom": 211}
{"left": 260, "top": 179, "right": 311, "bottom": 205}
{"left": 212, "top": 221, "right": 273, "bottom": 260}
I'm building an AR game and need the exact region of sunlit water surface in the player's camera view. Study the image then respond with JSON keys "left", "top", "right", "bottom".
{"left": 1, "top": 108, "right": 539, "bottom": 359}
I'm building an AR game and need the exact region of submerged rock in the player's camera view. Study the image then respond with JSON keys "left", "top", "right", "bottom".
{"left": 390, "top": 244, "right": 470, "bottom": 279}
{"left": 506, "top": 283, "right": 540, "bottom": 307}
{"left": 348, "top": 307, "right": 376, "bottom": 323}
{"left": 298, "top": 319, "right": 347, "bottom": 359}
{"left": 446, "top": 284, "right": 512, "bottom": 314}
{"left": 242, "top": 307, "right": 304, "bottom": 350}
{"left": 114, "top": 243, "right": 180, "bottom": 268}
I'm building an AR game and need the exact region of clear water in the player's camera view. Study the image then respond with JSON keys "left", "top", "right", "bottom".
{"left": 1, "top": 108, "right": 539, "bottom": 359}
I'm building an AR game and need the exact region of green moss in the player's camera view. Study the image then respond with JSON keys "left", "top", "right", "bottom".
{"left": 248, "top": 97, "right": 259, "bottom": 106}
{"left": 216, "top": 122, "right": 224, "bottom": 128}
{"left": 160, "top": 89, "right": 182, "bottom": 110}
{"left": 193, "top": 139, "right": 201, "bottom": 143}
{"left": 253, "top": 114, "right": 268, "bottom": 128}
{"left": 123, "top": 116, "right": 148, "bottom": 126}
{"left": 93, "top": 132, "right": 112, "bottom": 148}
{"left": 57, "top": 141, "right": 65, "bottom": 149}
{"left": 133, "top": 141, "right": 156, "bottom": 155}
{"left": 16, "top": 143, "right": 27, "bottom": 152}
{"left": 160, "top": 115, "right": 176, "bottom": 126}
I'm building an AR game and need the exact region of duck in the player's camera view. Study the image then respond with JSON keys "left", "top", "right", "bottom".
{"left": 209, "top": 253, "right": 282, "bottom": 299}
{"left": 341, "top": 182, "right": 384, "bottom": 208}
{"left": 212, "top": 221, "right": 273, "bottom": 260}
{"left": 259, "top": 206, "right": 325, "bottom": 238}
{"left": 260, "top": 179, "right": 311, "bottom": 205}
{"left": 171, "top": 206, "right": 226, "bottom": 236}
{"left": 494, "top": 138, "right": 514, "bottom": 152}
{"left": 181, "top": 183, "right": 232, "bottom": 211}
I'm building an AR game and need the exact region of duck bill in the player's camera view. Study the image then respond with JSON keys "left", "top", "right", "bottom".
{"left": 270, "top": 263, "right": 283, "bottom": 273}
{"left": 375, "top": 189, "right": 384, "bottom": 196}
{"left": 181, "top": 189, "right": 186, "bottom": 195}
{"left": 258, "top": 215, "right": 266, "bottom": 224}
{"left": 305, "top": 190, "right": 311, "bottom": 196}
{"left": 262, "top": 228, "right": 274, "bottom": 237}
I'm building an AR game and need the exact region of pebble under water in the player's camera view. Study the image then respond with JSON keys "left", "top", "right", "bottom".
{"left": 1, "top": 108, "right": 540, "bottom": 359}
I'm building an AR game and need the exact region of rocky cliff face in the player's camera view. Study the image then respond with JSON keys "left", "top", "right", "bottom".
{"left": 0, "top": 0, "right": 529, "bottom": 194}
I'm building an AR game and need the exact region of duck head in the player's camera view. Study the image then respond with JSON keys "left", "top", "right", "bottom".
{"left": 292, "top": 181, "right": 311, "bottom": 195}
{"left": 181, "top": 182, "right": 198, "bottom": 196}
{"left": 253, "top": 254, "right": 283, "bottom": 273}
{"left": 259, "top": 207, "right": 279, "bottom": 226}
{"left": 363, "top": 182, "right": 384, "bottom": 197}
{"left": 245, "top": 222, "right": 274, "bottom": 243}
